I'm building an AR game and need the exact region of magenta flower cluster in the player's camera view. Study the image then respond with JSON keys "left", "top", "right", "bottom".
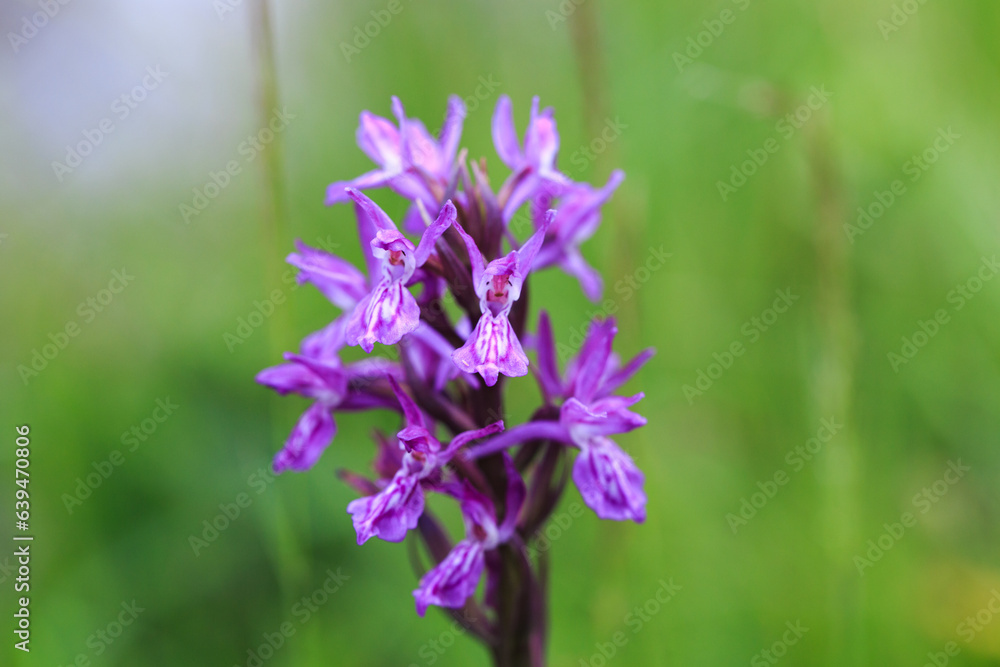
{"left": 257, "top": 94, "right": 652, "bottom": 632}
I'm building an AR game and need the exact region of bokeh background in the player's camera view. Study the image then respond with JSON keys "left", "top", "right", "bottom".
{"left": 3, "top": 0, "right": 1000, "bottom": 665}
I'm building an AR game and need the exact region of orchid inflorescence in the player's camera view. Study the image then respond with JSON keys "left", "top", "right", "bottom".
{"left": 257, "top": 93, "right": 653, "bottom": 663}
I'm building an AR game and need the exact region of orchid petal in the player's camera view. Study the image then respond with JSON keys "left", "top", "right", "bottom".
{"left": 387, "top": 375, "right": 426, "bottom": 430}
{"left": 414, "top": 199, "right": 456, "bottom": 266}
{"left": 439, "top": 95, "right": 467, "bottom": 169}
{"left": 287, "top": 241, "right": 368, "bottom": 309}
{"left": 273, "top": 402, "right": 336, "bottom": 474}
{"left": 452, "top": 220, "right": 486, "bottom": 288}
{"left": 452, "top": 312, "right": 529, "bottom": 387}
{"left": 356, "top": 111, "right": 401, "bottom": 170}
{"left": 491, "top": 95, "right": 521, "bottom": 167}
{"left": 573, "top": 319, "right": 617, "bottom": 403}
{"left": 346, "top": 280, "right": 421, "bottom": 353}
{"left": 413, "top": 540, "right": 485, "bottom": 616}
{"left": 572, "top": 438, "right": 646, "bottom": 523}
{"left": 514, "top": 209, "right": 554, "bottom": 274}
{"left": 347, "top": 470, "right": 424, "bottom": 544}
{"left": 559, "top": 249, "right": 604, "bottom": 302}
{"left": 534, "top": 310, "right": 563, "bottom": 400}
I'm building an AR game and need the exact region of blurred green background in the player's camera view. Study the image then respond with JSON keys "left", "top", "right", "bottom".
{"left": 2, "top": 0, "right": 1000, "bottom": 665}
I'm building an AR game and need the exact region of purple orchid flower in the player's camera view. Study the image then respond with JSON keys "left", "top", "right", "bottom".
{"left": 294, "top": 189, "right": 455, "bottom": 353}
{"left": 326, "top": 96, "right": 466, "bottom": 212}
{"left": 347, "top": 377, "right": 504, "bottom": 544}
{"left": 346, "top": 189, "right": 456, "bottom": 352}
{"left": 492, "top": 95, "right": 574, "bottom": 222}
{"left": 531, "top": 170, "right": 625, "bottom": 301}
{"left": 467, "top": 317, "right": 651, "bottom": 522}
{"left": 550, "top": 317, "right": 650, "bottom": 522}
{"left": 255, "top": 319, "right": 400, "bottom": 473}
{"left": 451, "top": 214, "right": 553, "bottom": 387}
{"left": 414, "top": 456, "right": 525, "bottom": 616}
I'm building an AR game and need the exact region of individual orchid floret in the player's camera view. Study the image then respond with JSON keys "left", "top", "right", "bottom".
{"left": 530, "top": 170, "right": 624, "bottom": 302}
{"left": 256, "top": 319, "right": 400, "bottom": 474}
{"left": 558, "top": 318, "right": 648, "bottom": 522}
{"left": 468, "top": 318, "right": 650, "bottom": 522}
{"left": 414, "top": 457, "right": 525, "bottom": 616}
{"left": 465, "top": 394, "right": 648, "bottom": 524}
{"left": 344, "top": 189, "right": 456, "bottom": 353}
{"left": 492, "top": 95, "right": 573, "bottom": 222}
{"left": 347, "top": 377, "right": 504, "bottom": 544}
{"left": 326, "top": 96, "right": 466, "bottom": 211}
{"left": 452, "top": 214, "right": 553, "bottom": 387}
